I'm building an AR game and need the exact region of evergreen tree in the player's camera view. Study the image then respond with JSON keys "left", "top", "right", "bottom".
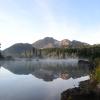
{"left": 0, "top": 43, "right": 4, "bottom": 59}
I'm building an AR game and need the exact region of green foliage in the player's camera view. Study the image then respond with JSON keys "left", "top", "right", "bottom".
{"left": 94, "top": 58, "right": 100, "bottom": 66}
{"left": 41, "top": 46, "right": 100, "bottom": 59}
{"left": 92, "top": 62, "right": 100, "bottom": 83}
{"left": 21, "top": 49, "right": 34, "bottom": 58}
{"left": 17, "top": 45, "right": 100, "bottom": 59}
{"left": 95, "top": 67, "right": 100, "bottom": 82}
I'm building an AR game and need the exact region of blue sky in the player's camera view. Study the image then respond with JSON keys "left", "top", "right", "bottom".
{"left": 0, "top": 0, "right": 100, "bottom": 49}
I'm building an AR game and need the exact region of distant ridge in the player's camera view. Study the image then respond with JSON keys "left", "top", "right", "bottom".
{"left": 32, "top": 37, "right": 89, "bottom": 49}
{"left": 3, "top": 37, "right": 90, "bottom": 58}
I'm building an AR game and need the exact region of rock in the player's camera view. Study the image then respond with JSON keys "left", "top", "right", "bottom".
{"left": 61, "top": 80, "right": 100, "bottom": 100}
{"left": 78, "top": 60, "right": 95, "bottom": 70}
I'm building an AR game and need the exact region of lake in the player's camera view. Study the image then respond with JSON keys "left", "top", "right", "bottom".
{"left": 0, "top": 59, "right": 90, "bottom": 100}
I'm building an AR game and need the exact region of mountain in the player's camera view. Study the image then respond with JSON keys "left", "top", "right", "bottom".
{"left": 32, "top": 37, "right": 60, "bottom": 48}
{"left": 69, "top": 40, "right": 89, "bottom": 48}
{"left": 2, "top": 37, "right": 90, "bottom": 58}
{"left": 3, "top": 43, "right": 35, "bottom": 58}
{"left": 59, "top": 39, "right": 71, "bottom": 47}
{"left": 32, "top": 37, "right": 89, "bottom": 49}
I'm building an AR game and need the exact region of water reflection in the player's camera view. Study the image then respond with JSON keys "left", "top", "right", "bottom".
{"left": 0, "top": 59, "right": 90, "bottom": 100}
{"left": 1, "top": 59, "right": 89, "bottom": 81}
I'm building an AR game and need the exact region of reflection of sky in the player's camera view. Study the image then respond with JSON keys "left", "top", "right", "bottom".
{"left": 0, "top": 67, "right": 89, "bottom": 100}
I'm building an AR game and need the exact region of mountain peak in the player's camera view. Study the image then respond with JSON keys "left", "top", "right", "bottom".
{"left": 32, "top": 37, "right": 90, "bottom": 49}
{"left": 44, "top": 37, "right": 54, "bottom": 40}
{"left": 59, "top": 39, "right": 71, "bottom": 47}
{"left": 32, "top": 37, "right": 59, "bottom": 49}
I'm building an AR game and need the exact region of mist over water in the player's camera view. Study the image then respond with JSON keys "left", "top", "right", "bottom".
{"left": 0, "top": 59, "right": 90, "bottom": 100}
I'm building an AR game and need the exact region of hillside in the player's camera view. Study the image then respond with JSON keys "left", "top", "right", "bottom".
{"left": 3, "top": 43, "right": 35, "bottom": 58}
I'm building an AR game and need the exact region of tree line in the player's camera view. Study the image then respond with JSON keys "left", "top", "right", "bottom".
{"left": 0, "top": 45, "right": 100, "bottom": 59}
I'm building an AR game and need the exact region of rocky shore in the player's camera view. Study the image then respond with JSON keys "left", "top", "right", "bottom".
{"left": 61, "top": 80, "right": 100, "bottom": 100}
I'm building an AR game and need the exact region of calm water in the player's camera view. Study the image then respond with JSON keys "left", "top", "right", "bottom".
{"left": 0, "top": 59, "right": 90, "bottom": 100}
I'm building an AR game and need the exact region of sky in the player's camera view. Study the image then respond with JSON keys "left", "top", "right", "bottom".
{"left": 0, "top": 0, "right": 100, "bottom": 50}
